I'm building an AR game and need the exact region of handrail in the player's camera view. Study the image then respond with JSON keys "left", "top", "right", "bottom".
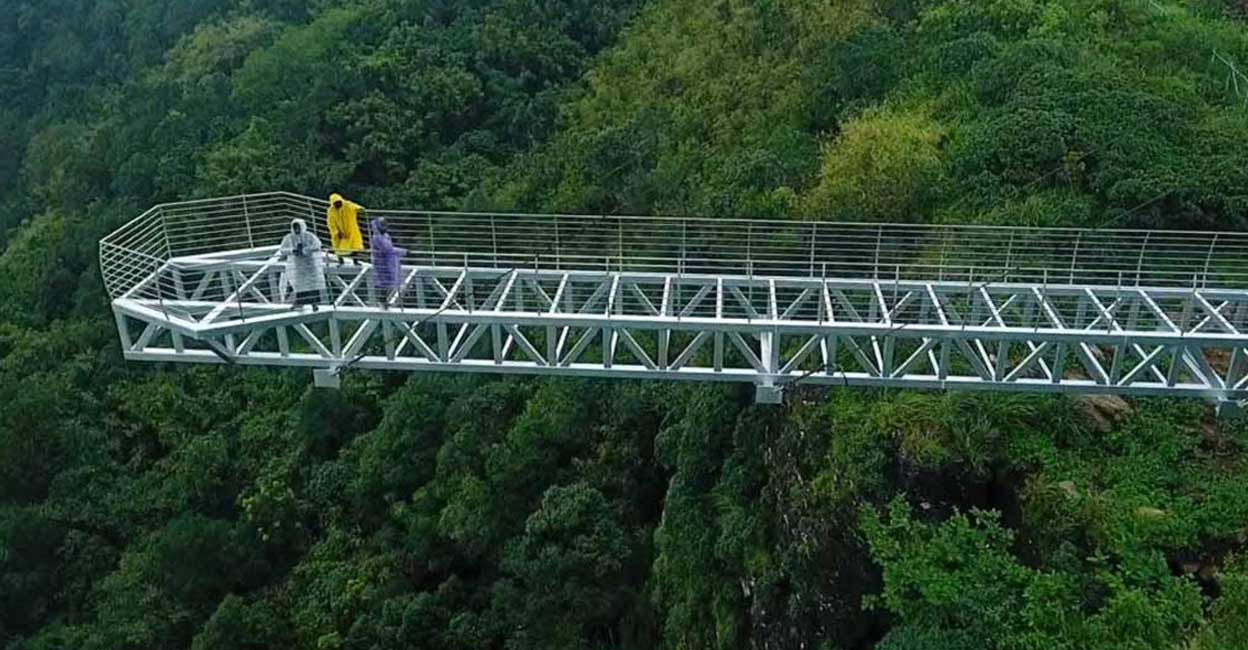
{"left": 99, "top": 191, "right": 1248, "bottom": 301}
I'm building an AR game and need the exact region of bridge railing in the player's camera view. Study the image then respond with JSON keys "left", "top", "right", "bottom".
{"left": 100, "top": 192, "right": 1248, "bottom": 307}
{"left": 367, "top": 209, "right": 1248, "bottom": 288}
{"left": 99, "top": 193, "right": 320, "bottom": 304}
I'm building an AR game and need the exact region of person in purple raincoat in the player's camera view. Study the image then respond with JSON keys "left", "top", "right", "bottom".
{"left": 369, "top": 217, "right": 407, "bottom": 306}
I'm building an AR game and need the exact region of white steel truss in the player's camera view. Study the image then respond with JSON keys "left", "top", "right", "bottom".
{"left": 102, "top": 193, "right": 1248, "bottom": 408}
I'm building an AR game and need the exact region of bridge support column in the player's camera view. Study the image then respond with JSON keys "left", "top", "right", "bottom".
{"left": 754, "top": 330, "right": 784, "bottom": 405}
{"left": 313, "top": 368, "right": 341, "bottom": 389}
{"left": 755, "top": 383, "right": 784, "bottom": 405}
{"left": 1217, "top": 399, "right": 1245, "bottom": 421}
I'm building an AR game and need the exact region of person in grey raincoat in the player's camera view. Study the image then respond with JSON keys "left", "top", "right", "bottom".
{"left": 279, "top": 218, "right": 326, "bottom": 310}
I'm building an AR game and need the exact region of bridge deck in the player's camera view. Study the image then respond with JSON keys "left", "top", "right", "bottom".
{"left": 102, "top": 192, "right": 1248, "bottom": 404}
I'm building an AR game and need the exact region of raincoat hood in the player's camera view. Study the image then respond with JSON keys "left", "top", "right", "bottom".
{"left": 329, "top": 193, "right": 344, "bottom": 207}
{"left": 292, "top": 218, "right": 308, "bottom": 233}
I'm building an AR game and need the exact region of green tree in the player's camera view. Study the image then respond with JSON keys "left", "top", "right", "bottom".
{"left": 493, "top": 482, "right": 632, "bottom": 649}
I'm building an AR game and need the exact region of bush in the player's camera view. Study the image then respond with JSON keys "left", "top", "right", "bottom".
{"left": 803, "top": 108, "right": 948, "bottom": 222}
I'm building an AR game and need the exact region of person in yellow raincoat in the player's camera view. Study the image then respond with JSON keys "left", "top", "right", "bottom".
{"left": 326, "top": 193, "right": 365, "bottom": 264}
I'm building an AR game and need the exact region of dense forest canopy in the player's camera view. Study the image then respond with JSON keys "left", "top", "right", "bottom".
{"left": 2, "top": 1, "right": 1248, "bottom": 649}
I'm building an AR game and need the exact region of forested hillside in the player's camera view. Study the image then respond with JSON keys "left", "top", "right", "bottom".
{"left": 3, "top": 1, "right": 1248, "bottom": 649}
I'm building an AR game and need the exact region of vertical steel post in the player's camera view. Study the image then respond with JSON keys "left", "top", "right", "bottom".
{"left": 427, "top": 213, "right": 436, "bottom": 267}
{"left": 1069, "top": 232, "right": 1082, "bottom": 284}
{"left": 1134, "top": 232, "right": 1150, "bottom": 286}
{"left": 809, "top": 222, "right": 817, "bottom": 277}
{"left": 243, "top": 195, "right": 255, "bottom": 249}
{"left": 491, "top": 214, "right": 499, "bottom": 269}
{"left": 1201, "top": 234, "right": 1219, "bottom": 289}
{"left": 873, "top": 226, "right": 883, "bottom": 280}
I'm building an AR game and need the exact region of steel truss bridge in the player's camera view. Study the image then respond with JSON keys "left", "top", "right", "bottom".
{"left": 101, "top": 192, "right": 1248, "bottom": 412}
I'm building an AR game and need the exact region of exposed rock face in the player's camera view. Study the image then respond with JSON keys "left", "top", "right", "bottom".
{"left": 1075, "top": 395, "right": 1133, "bottom": 433}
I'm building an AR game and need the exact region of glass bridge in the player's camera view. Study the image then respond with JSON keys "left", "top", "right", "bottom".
{"left": 100, "top": 192, "right": 1248, "bottom": 411}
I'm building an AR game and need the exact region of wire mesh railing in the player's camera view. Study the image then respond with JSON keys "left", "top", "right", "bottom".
{"left": 99, "top": 191, "right": 1248, "bottom": 310}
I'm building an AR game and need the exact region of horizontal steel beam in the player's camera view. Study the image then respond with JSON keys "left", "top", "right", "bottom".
{"left": 121, "top": 348, "right": 1242, "bottom": 400}
{"left": 111, "top": 259, "right": 1248, "bottom": 404}
{"left": 161, "top": 257, "right": 1248, "bottom": 300}
{"left": 121, "top": 298, "right": 1248, "bottom": 347}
